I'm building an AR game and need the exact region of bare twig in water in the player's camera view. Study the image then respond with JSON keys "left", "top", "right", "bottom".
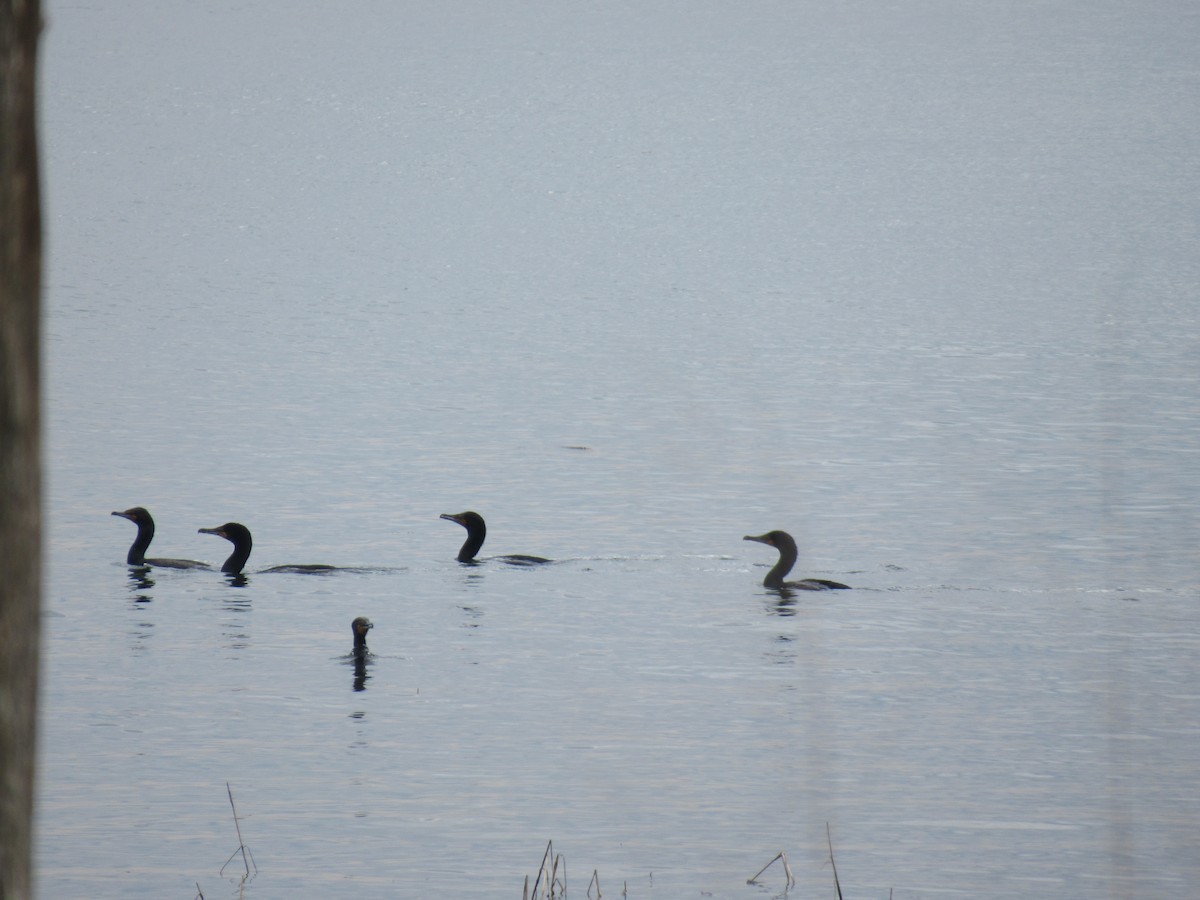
{"left": 587, "top": 868, "right": 602, "bottom": 898}
{"left": 219, "top": 783, "right": 257, "bottom": 880}
{"left": 194, "top": 884, "right": 204, "bottom": 899}
{"left": 827, "top": 823, "right": 843, "bottom": 900}
{"left": 747, "top": 850, "right": 795, "bottom": 888}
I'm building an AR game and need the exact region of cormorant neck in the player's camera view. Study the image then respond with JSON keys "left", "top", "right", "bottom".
{"left": 222, "top": 537, "right": 252, "bottom": 575}
{"left": 213, "top": 532, "right": 250, "bottom": 573}
{"left": 764, "top": 541, "right": 797, "bottom": 589}
{"left": 458, "top": 528, "right": 482, "bottom": 564}
{"left": 126, "top": 521, "right": 153, "bottom": 565}
{"left": 458, "top": 522, "right": 485, "bottom": 562}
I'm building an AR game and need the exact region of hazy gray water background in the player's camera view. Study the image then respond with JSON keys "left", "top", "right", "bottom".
{"left": 38, "top": 1, "right": 1199, "bottom": 897}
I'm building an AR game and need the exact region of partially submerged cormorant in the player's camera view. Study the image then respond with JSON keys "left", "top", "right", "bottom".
{"left": 351, "top": 616, "right": 373, "bottom": 657}
{"left": 197, "top": 522, "right": 336, "bottom": 575}
{"left": 112, "top": 507, "right": 210, "bottom": 569}
{"left": 439, "top": 510, "right": 550, "bottom": 565}
{"left": 743, "top": 530, "right": 850, "bottom": 591}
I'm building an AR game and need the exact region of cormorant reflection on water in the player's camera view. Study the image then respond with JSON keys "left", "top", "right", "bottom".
{"left": 197, "top": 522, "right": 337, "bottom": 576}
{"left": 112, "top": 507, "right": 211, "bottom": 569}
{"left": 439, "top": 511, "right": 551, "bottom": 565}
{"left": 742, "top": 530, "right": 850, "bottom": 591}
{"left": 125, "top": 565, "right": 155, "bottom": 599}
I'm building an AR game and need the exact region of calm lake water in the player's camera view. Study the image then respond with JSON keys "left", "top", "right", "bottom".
{"left": 37, "top": 1, "right": 1199, "bottom": 898}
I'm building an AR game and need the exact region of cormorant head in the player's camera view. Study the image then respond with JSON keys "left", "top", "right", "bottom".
{"left": 198, "top": 522, "right": 252, "bottom": 547}
{"left": 112, "top": 507, "right": 152, "bottom": 525}
{"left": 440, "top": 511, "right": 484, "bottom": 531}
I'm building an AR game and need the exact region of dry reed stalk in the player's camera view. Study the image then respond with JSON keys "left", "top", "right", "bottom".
{"left": 552, "top": 849, "right": 566, "bottom": 895}
{"left": 529, "top": 840, "right": 560, "bottom": 898}
{"left": 525, "top": 840, "right": 582, "bottom": 898}
{"left": 219, "top": 783, "right": 257, "bottom": 880}
{"left": 529, "top": 840, "right": 551, "bottom": 897}
{"left": 827, "top": 823, "right": 842, "bottom": 900}
{"left": 747, "top": 849, "right": 796, "bottom": 888}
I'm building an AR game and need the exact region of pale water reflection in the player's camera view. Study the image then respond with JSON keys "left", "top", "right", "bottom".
{"left": 38, "top": 0, "right": 1200, "bottom": 898}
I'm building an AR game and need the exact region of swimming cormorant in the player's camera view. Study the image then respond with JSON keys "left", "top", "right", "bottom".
{"left": 112, "top": 507, "right": 210, "bottom": 569}
{"left": 439, "top": 510, "right": 551, "bottom": 565}
{"left": 198, "top": 522, "right": 336, "bottom": 575}
{"left": 743, "top": 530, "right": 850, "bottom": 590}
{"left": 352, "top": 616, "right": 373, "bottom": 656}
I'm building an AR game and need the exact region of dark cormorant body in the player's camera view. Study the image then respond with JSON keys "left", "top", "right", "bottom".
{"left": 439, "top": 510, "right": 550, "bottom": 565}
{"left": 112, "top": 507, "right": 210, "bottom": 569}
{"left": 743, "top": 530, "right": 850, "bottom": 590}
{"left": 197, "top": 522, "right": 336, "bottom": 575}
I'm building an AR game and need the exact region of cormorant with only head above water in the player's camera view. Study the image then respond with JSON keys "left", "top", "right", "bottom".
{"left": 351, "top": 616, "right": 373, "bottom": 657}
{"left": 743, "top": 530, "right": 850, "bottom": 590}
{"left": 439, "top": 511, "right": 551, "bottom": 565}
{"left": 112, "top": 507, "right": 211, "bottom": 569}
{"left": 197, "top": 522, "right": 337, "bottom": 576}
{"left": 350, "top": 616, "right": 374, "bottom": 691}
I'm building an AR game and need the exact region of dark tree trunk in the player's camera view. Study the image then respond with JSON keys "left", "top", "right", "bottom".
{"left": 0, "top": 1, "right": 43, "bottom": 897}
